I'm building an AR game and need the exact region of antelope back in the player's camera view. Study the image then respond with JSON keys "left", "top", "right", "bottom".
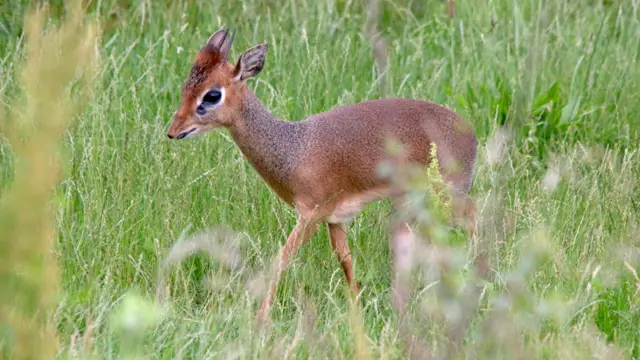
{"left": 298, "top": 98, "right": 478, "bottom": 198}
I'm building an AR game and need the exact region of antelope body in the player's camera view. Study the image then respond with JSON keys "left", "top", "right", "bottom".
{"left": 167, "top": 28, "right": 478, "bottom": 322}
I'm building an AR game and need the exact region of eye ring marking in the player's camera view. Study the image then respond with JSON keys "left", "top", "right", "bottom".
{"left": 203, "top": 89, "right": 222, "bottom": 104}
{"left": 196, "top": 87, "right": 225, "bottom": 116}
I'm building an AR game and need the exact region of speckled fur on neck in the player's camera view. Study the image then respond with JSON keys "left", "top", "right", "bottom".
{"left": 227, "top": 87, "right": 307, "bottom": 205}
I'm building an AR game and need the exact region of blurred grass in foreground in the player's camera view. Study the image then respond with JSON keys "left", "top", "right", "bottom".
{"left": 0, "top": 1, "right": 99, "bottom": 358}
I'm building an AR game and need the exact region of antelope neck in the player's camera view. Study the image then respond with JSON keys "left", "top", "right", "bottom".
{"left": 227, "top": 87, "right": 306, "bottom": 187}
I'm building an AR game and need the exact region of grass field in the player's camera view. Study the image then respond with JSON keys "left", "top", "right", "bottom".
{"left": 1, "top": 0, "right": 640, "bottom": 358}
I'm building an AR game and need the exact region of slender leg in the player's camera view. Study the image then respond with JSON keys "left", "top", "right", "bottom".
{"left": 389, "top": 221, "right": 415, "bottom": 319}
{"left": 257, "top": 215, "right": 319, "bottom": 323}
{"left": 450, "top": 193, "right": 489, "bottom": 278}
{"left": 327, "top": 223, "right": 359, "bottom": 297}
{"left": 451, "top": 193, "right": 477, "bottom": 239}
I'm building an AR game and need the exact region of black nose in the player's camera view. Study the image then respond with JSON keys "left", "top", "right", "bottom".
{"left": 167, "top": 134, "right": 174, "bottom": 139}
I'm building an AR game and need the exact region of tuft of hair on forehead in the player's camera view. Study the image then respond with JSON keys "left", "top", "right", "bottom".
{"left": 182, "top": 28, "right": 236, "bottom": 94}
{"left": 185, "top": 48, "right": 226, "bottom": 91}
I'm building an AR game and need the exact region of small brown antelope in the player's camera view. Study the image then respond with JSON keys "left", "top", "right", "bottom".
{"left": 167, "top": 28, "right": 478, "bottom": 322}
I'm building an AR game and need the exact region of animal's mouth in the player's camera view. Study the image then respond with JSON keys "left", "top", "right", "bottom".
{"left": 176, "top": 127, "right": 198, "bottom": 139}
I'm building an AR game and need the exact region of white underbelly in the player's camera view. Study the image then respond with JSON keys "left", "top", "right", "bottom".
{"left": 325, "top": 187, "right": 390, "bottom": 224}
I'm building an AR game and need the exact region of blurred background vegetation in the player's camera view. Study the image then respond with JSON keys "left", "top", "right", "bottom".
{"left": 1, "top": 0, "right": 639, "bottom": 358}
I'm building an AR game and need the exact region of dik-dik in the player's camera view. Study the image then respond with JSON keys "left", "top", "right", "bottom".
{"left": 167, "top": 28, "right": 478, "bottom": 322}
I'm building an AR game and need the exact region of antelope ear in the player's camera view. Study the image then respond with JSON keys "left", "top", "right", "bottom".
{"left": 207, "top": 28, "right": 227, "bottom": 48}
{"left": 206, "top": 28, "right": 235, "bottom": 60}
{"left": 233, "top": 42, "right": 268, "bottom": 82}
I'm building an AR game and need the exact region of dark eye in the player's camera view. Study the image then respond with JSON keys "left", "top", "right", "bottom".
{"left": 202, "top": 89, "right": 222, "bottom": 105}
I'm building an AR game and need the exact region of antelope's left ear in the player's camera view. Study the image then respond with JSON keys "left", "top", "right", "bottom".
{"left": 233, "top": 42, "right": 268, "bottom": 82}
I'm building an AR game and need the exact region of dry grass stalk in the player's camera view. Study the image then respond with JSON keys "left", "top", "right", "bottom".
{"left": 156, "top": 226, "right": 246, "bottom": 305}
{"left": 0, "top": 1, "right": 99, "bottom": 358}
{"left": 365, "top": 0, "right": 390, "bottom": 96}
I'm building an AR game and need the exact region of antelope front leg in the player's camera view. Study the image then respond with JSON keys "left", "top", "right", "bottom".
{"left": 257, "top": 215, "right": 319, "bottom": 323}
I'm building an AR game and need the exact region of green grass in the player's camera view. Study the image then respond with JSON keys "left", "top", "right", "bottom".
{"left": 1, "top": 0, "right": 640, "bottom": 358}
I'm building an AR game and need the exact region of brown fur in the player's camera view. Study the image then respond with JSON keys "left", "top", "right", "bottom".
{"left": 167, "top": 29, "right": 479, "bottom": 323}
